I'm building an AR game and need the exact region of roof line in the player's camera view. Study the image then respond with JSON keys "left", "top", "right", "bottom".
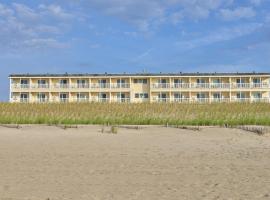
{"left": 9, "top": 72, "right": 270, "bottom": 77}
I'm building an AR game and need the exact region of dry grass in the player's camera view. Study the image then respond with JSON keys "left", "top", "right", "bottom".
{"left": 0, "top": 102, "right": 270, "bottom": 126}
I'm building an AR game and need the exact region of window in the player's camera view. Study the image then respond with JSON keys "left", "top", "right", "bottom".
{"left": 77, "top": 80, "right": 87, "bottom": 88}
{"left": 60, "top": 80, "right": 68, "bottom": 88}
{"left": 237, "top": 93, "right": 245, "bottom": 99}
{"left": 60, "top": 93, "right": 68, "bottom": 102}
{"left": 98, "top": 79, "right": 107, "bottom": 88}
{"left": 197, "top": 79, "right": 205, "bottom": 84}
{"left": 21, "top": 79, "right": 28, "bottom": 85}
{"left": 158, "top": 93, "right": 167, "bottom": 99}
{"left": 213, "top": 93, "right": 221, "bottom": 99}
{"left": 38, "top": 80, "right": 47, "bottom": 88}
{"left": 60, "top": 79, "right": 68, "bottom": 84}
{"left": 117, "top": 79, "right": 125, "bottom": 84}
{"left": 197, "top": 93, "right": 206, "bottom": 99}
{"left": 99, "top": 93, "right": 107, "bottom": 99}
{"left": 116, "top": 79, "right": 126, "bottom": 88}
{"left": 135, "top": 93, "right": 148, "bottom": 99}
{"left": 133, "top": 79, "right": 147, "bottom": 84}
{"left": 20, "top": 93, "right": 28, "bottom": 102}
{"left": 253, "top": 92, "right": 261, "bottom": 99}
{"left": 38, "top": 80, "right": 46, "bottom": 85}
{"left": 77, "top": 93, "right": 88, "bottom": 102}
{"left": 20, "top": 79, "right": 29, "bottom": 88}
{"left": 212, "top": 79, "right": 220, "bottom": 84}
{"left": 37, "top": 93, "right": 46, "bottom": 102}
{"left": 174, "top": 93, "right": 182, "bottom": 99}
{"left": 254, "top": 79, "right": 260, "bottom": 83}
{"left": 117, "top": 93, "right": 126, "bottom": 99}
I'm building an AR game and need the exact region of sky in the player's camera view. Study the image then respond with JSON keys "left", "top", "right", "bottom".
{"left": 0, "top": 0, "right": 270, "bottom": 101}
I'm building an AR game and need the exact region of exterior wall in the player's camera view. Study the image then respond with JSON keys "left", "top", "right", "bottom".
{"left": 9, "top": 74, "right": 270, "bottom": 103}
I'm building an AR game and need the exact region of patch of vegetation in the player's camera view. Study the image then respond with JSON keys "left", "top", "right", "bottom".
{"left": 0, "top": 102, "right": 270, "bottom": 126}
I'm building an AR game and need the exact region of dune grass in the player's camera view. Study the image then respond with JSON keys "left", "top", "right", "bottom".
{"left": 0, "top": 102, "right": 270, "bottom": 126}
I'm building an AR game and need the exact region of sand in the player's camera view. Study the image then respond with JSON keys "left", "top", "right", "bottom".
{"left": 0, "top": 125, "right": 270, "bottom": 200}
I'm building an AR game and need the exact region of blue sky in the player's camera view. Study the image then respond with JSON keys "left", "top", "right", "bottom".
{"left": 0, "top": 0, "right": 270, "bottom": 101}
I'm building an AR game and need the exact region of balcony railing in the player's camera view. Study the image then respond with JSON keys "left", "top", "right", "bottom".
{"left": 111, "top": 83, "right": 130, "bottom": 88}
{"left": 111, "top": 98, "right": 130, "bottom": 103}
{"left": 151, "top": 83, "right": 270, "bottom": 89}
{"left": 11, "top": 82, "right": 270, "bottom": 90}
{"left": 20, "top": 98, "right": 29, "bottom": 103}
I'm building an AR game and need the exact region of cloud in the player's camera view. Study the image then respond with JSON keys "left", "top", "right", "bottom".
{"left": 176, "top": 23, "right": 263, "bottom": 49}
{"left": 220, "top": 7, "right": 256, "bottom": 21}
{"left": 0, "top": 3, "right": 75, "bottom": 52}
{"left": 250, "top": 0, "right": 263, "bottom": 6}
{"left": 75, "top": 0, "right": 234, "bottom": 31}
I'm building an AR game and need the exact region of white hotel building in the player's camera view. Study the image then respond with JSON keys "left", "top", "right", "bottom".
{"left": 9, "top": 73, "right": 270, "bottom": 103}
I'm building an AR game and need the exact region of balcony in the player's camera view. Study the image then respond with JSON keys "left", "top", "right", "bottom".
{"left": 111, "top": 98, "right": 130, "bottom": 103}
{"left": 20, "top": 98, "right": 29, "bottom": 103}
{"left": 152, "top": 83, "right": 171, "bottom": 89}
{"left": 111, "top": 83, "right": 130, "bottom": 89}
{"left": 151, "top": 83, "right": 270, "bottom": 89}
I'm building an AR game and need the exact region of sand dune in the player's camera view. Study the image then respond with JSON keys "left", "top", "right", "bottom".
{"left": 0, "top": 125, "right": 270, "bottom": 200}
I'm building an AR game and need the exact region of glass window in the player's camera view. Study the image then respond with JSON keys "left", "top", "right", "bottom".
{"left": 21, "top": 79, "right": 28, "bottom": 85}
{"left": 60, "top": 80, "right": 68, "bottom": 84}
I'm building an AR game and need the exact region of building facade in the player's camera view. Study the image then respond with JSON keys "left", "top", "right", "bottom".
{"left": 9, "top": 73, "right": 270, "bottom": 103}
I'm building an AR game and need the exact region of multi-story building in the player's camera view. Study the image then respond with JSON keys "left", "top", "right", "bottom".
{"left": 9, "top": 73, "right": 270, "bottom": 103}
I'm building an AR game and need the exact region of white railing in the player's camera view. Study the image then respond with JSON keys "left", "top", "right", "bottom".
{"left": 90, "top": 83, "right": 110, "bottom": 89}
{"left": 20, "top": 98, "right": 29, "bottom": 103}
{"left": 152, "top": 83, "right": 171, "bottom": 89}
{"left": 110, "top": 83, "right": 130, "bottom": 89}
{"left": 151, "top": 83, "right": 270, "bottom": 89}
{"left": 171, "top": 83, "right": 190, "bottom": 88}
{"left": 11, "top": 83, "right": 270, "bottom": 90}
{"left": 10, "top": 97, "right": 270, "bottom": 103}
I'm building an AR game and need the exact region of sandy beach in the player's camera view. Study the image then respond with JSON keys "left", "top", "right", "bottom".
{"left": 0, "top": 125, "right": 270, "bottom": 200}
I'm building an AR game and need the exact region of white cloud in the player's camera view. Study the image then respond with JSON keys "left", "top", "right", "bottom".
{"left": 39, "top": 4, "right": 74, "bottom": 20}
{"left": 176, "top": 23, "right": 263, "bottom": 49}
{"left": 0, "top": 3, "right": 75, "bottom": 52}
{"left": 220, "top": 7, "right": 256, "bottom": 21}
{"left": 22, "top": 38, "right": 69, "bottom": 49}
{"left": 250, "top": 0, "right": 263, "bottom": 6}
{"left": 75, "top": 0, "right": 234, "bottom": 31}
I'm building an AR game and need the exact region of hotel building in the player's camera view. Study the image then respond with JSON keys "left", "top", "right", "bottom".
{"left": 9, "top": 73, "right": 270, "bottom": 103}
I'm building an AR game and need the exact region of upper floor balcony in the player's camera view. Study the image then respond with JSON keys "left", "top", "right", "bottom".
{"left": 11, "top": 83, "right": 131, "bottom": 90}
{"left": 151, "top": 82, "right": 270, "bottom": 90}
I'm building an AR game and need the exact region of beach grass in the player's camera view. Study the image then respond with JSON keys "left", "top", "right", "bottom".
{"left": 0, "top": 102, "right": 270, "bottom": 126}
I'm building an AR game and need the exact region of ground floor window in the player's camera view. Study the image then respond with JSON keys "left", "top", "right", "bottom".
{"left": 20, "top": 93, "right": 28, "bottom": 102}
{"left": 174, "top": 93, "right": 182, "bottom": 99}
{"left": 213, "top": 93, "right": 221, "bottom": 99}
{"left": 37, "top": 93, "right": 46, "bottom": 102}
{"left": 135, "top": 93, "right": 148, "bottom": 99}
{"left": 60, "top": 93, "right": 68, "bottom": 102}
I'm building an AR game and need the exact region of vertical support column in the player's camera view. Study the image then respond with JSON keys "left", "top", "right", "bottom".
{"left": 129, "top": 77, "right": 132, "bottom": 103}
{"left": 209, "top": 77, "right": 211, "bottom": 104}
{"left": 29, "top": 78, "right": 32, "bottom": 103}
{"left": 169, "top": 77, "right": 172, "bottom": 103}
{"left": 69, "top": 78, "right": 71, "bottom": 103}
{"left": 189, "top": 77, "right": 191, "bottom": 103}
{"left": 89, "top": 77, "right": 91, "bottom": 102}
{"left": 229, "top": 77, "right": 232, "bottom": 103}
{"left": 49, "top": 92, "right": 52, "bottom": 103}
{"left": 9, "top": 78, "right": 12, "bottom": 102}
{"left": 109, "top": 77, "right": 112, "bottom": 103}
{"left": 149, "top": 77, "right": 152, "bottom": 103}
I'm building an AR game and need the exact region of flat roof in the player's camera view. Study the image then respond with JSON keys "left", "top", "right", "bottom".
{"left": 9, "top": 72, "right": 270, "bottom": 78}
